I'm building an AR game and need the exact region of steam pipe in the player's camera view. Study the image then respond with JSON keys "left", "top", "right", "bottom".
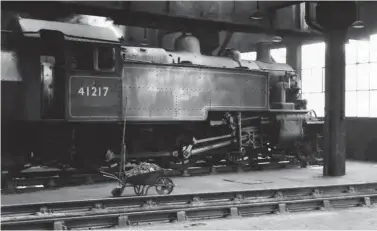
{"left": 193, "top": 134, "right": 233, "bottom": 145}
{"left": 237, "top": 112, "right": 243, "bottom": 153}
{"left": 191, "top": 139, "right": 235, "bottom": 156}
{"left": 107, "top": 137, "right": 243, "bottom": 161}
{"left": 242, "top": 116, "right": 260, "bottom": 123}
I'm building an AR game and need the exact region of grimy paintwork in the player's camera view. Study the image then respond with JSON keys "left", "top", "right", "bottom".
{"left": 68, "top": 63, "right": 269, "bottom": 121}
{"left": 1, "top": 17, "right": 323, "bottom": 174}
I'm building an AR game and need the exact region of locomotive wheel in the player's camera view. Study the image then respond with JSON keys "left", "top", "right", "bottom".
{"left": 155, "top": 177, "right": 174, "bottom": 195}
{"left": 310, "top": 134, "right": 324, "bottom": 163}
{"left": 2, "top": 152, "right": 33, "bottom": 176}
{"left": 210, "top": 155, "right": 225, "bottom": 165}
{"left": 168, "top": 134, "right": 199, "bottom": 170}
{"left": 247, "top": 150, "right": 260, "bottom": 167}
{"left": 168, "top": 155, "right": 200, "bottom": 171}
{"left": 294, "top": 141, "right": 311, "bottom": 167}
{"left": 294, "top": 139, "right": 323, "bottom": 166}
{"left": 6, "top": 165, "right": 26, "bottom": 177}
{"left": 225, "top": 153, "right": 246, "bottom": 165}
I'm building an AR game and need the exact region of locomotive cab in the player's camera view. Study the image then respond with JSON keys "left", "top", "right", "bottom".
{"left": 1, "top": 17, "right": 124, "bottom": 171}
{"left": 2, "top": 17, "right": 123, "bottom": 121}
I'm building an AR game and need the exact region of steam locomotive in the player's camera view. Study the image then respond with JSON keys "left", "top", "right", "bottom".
{"left": 1, "top": 16, "right": 323, "bottom": 175}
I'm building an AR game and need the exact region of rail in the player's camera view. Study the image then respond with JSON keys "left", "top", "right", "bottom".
{"left": 2, "top": 182, "right": 377, "bottom": 230}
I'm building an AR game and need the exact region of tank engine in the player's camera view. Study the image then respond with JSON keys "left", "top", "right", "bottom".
{"left": 1, "top": 17, "right": 323, "bottom": 175}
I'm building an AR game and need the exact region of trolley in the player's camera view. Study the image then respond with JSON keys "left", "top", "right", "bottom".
{"left": 101, "top": 170, "right": 175, "bottom": 197}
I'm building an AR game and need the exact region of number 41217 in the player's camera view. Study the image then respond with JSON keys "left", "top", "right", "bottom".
{"left": 77, "top": 86, "right": 109, "bottom": 96}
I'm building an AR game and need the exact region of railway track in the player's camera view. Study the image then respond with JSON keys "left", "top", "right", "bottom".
{"left": 2, "top": 182, "right": 377, "bottom": 230}
{"left": 1, "top": 161, "right": 300, "bottom": 194}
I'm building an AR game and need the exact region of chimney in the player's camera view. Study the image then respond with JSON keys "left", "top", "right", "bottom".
{"left": 256, "top": 42, "right": 273, "bottom": 63}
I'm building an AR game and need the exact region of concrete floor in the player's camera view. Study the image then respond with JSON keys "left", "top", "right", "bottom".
{"left": 2, "top": 161, "right": 377, "bottom": 205}
{"left": 131, "top": 207, "right": 377, "bottom": 230}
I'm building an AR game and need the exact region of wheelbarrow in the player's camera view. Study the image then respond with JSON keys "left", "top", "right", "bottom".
{"left": 101, "top": 170, "right": 175, "bottom": 197}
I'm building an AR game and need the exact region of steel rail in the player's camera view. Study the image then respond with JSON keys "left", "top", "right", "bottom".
{"left": 2, "top": 183, "right": 377, "bottom": 218}
{"left": 2, "top": 192, "right": 376, "bottom": 230}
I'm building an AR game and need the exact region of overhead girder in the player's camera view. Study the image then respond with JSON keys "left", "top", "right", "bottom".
{"left": 1, "top": 1, "right": 321, "bottom": 39}
{"left": 259, "top": 1, "right": 303, "bottom": 11}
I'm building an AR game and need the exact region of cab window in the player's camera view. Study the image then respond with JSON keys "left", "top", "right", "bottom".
{"left": 96, "top": 47, "right": 115, "bottom": 71}
{"left": 71, "top": 42, "right": 94, "bottom": 71}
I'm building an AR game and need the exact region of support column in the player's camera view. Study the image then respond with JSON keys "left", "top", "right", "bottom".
{"left": 315, "top": 2, "right": 357, "bottom": 176}
{"left": 322, "top": 29, "right": 347, "bottom": 176}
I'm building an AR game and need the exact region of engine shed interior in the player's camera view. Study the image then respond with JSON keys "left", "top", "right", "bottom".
{"left": 1, "top": 0, "right": 377, "bottom": 182}
{"left": 1, "top": 2, "right": 377, "bottom": 230}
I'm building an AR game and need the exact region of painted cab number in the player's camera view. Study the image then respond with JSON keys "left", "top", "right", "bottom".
{"left": 77, "top": 86, "right": 109, "bottom": 97}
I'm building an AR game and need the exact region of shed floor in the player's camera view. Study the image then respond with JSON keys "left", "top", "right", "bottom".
{"left": 2, "top": 160, "right": 377, "bottom": 205}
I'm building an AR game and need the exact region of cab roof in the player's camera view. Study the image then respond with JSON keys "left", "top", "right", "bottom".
{"left": 19, "top": 18, "right": 119, "bottom": 44}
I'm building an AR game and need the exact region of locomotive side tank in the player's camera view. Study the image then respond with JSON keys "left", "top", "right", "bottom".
{"left": 1, "top": 17, "right": 322, "bottom": 174}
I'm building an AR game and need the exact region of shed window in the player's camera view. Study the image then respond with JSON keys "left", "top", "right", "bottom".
{"left": 301, "top": 34, "right": 377, "bottom": 118}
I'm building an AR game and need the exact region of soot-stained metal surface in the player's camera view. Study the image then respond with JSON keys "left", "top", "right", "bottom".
{"left": 68, "top": 76, "right": 123, "bottom": 119}
{"left": 122, "top": 63, "right": 269, "bottom": 121}
{"left": 67, "top": 63, "right": 269, "bottom": 121}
